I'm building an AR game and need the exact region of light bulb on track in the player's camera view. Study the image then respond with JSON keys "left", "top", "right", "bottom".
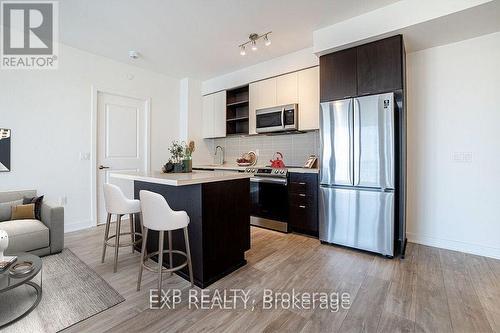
{"left": 264, "top": 34, "right": 271, "bottom": 46}
{"left": 251, "top": 40, "right": 257, "bottom": 51}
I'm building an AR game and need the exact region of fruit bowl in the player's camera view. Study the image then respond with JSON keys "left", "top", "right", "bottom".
{"left": 237, "top": 151, "right": 257, "bottom": 166}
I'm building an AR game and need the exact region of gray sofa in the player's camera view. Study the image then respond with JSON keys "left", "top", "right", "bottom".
{"left": 0, "top": 190, "right": 64, "bottom": 256}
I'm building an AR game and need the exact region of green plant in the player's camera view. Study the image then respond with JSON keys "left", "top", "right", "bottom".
{"left": 168, "top": 141, "right": 185, "bottom": 163}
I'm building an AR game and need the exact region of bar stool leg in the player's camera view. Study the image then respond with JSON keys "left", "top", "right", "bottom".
{"left": 168, "top": 230, "right": 173, "bottom": 276}
{"left": 130, "top": 214, "right": 135, "bottom": 253}
{"left": 157, "top": 231, "right": 165, "bottom": 301}
{"left": 113, "top": 214, "right": 122, "bottom": 273}
{"left": 101, "top": 213, "right": 111, "bottom": 263}
{"left": 137, "top": 227, "right": 148, "bottom": 291}
{"left": 183, "top": 227, "right": 194, "bottom": 287}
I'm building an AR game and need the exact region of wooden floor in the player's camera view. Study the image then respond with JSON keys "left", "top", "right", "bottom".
{"left": 62, "top": 225, "right": 500, "bottom": 333}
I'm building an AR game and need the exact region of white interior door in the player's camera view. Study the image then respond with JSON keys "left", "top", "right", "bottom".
{"left": 96, "top": 92, "right": 147, "bottom": 225}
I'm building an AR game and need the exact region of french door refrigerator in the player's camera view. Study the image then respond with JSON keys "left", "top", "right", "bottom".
{"left": 319, "top": 92, "right": 395, "bottom": 257}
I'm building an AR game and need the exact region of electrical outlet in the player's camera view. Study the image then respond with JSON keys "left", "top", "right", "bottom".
{"left": 79, "top": 152, "right": 90, "bottom": 161}
{"left": 452, "top": 152, "right": 473, "bottom": 163}
{"left": 59, "top": 196, "right": 67, "bottom": 206}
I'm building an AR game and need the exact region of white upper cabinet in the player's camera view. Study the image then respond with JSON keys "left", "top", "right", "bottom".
{"left": 213, "top": 91, "right": 226, "bottom": 137}
{"left": 298, "top": 67, "right": 320, "bottom": 130}
{"left": 202, "top": 91, "right": 226, "bottom": 139}
{"left": 258, "top": 78, "right": 277, "bottom": 109}
{"left": 276, "top": 72, "right": 298, "bottom": 105}
{"left": 202, "top": 94, "right": 214, "bottom": 138}
{"left": 249, "top": 83, "right": 258, "bottom": 135}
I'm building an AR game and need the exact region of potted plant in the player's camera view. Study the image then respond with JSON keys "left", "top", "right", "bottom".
{"left": 168, "top": 141, "right": 185, "bottom": 173}
{"left": 183, "top": 141, "right": 195, "bottom": 173}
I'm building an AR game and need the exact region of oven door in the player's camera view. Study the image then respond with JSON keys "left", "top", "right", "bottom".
{"left": 256, "top": 106, "right": 284, "bottom": 133}
{"left": 250, "top": 177, "right": 288, "bottom": 223}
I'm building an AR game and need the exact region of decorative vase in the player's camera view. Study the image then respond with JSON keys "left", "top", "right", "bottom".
{"left": 173, "top": 162, "right": 183, "bottom": 173}
{"left": 0, "top": 230, "right": 8, "bottom": 261}
{"left": 183, "top": 159, "right": 192, "bottom": 173}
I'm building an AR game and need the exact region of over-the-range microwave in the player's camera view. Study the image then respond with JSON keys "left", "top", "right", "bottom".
{"left": 255, "top": 104, "right": 298, "bottom": 134}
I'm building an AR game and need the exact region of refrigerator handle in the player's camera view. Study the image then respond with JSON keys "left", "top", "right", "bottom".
{"left": 353, "top": 98, "right": 361, "bottom": 186}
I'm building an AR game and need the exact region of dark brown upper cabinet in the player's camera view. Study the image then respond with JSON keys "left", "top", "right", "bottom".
{"left": 320, "top": 35, "right": 404, "bottom": 101}
{"left": 320, "top": 47, "right": 357, "bottom": 102}
{"left": 356, "top": 35, "right": 403, "bottom": 96}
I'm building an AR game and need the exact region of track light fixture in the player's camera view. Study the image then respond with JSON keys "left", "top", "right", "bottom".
{"left": 238, "top": 32, "right": 272, "bottom": 56}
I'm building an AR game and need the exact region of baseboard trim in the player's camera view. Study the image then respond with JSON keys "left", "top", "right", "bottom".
{"left": 65, "top": 220, "right": 93, "bottom": 233}
{"left": 407, "top": 232, "right": 500, "bottom": 260}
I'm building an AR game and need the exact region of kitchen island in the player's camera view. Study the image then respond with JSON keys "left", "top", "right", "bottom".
{"left": 110, "top": 170, "right": 251, "bottom": 288}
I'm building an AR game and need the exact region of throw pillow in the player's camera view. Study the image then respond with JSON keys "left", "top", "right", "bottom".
{"left": 23, "top": 195, "right": 44, "bottom": 220}
{"left": 0, "top": 199, "right": 23, "bottom": 222}
{"left": 11, "top": 203, "right": 35, "bottom": 220}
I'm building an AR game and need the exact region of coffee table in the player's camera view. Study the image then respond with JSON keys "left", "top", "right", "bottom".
{"left": 0, "top": 253, "right": 42, "bottom": 329}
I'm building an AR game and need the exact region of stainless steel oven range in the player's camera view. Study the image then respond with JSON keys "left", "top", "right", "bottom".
{"left": 246, "top": 167, "right": 289, "bottom": 232}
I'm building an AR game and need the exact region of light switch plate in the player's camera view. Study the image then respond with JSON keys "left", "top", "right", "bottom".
{"left": 79, "top": 152, "right": 90, "bottom": 160}
{"left": 452, "top": 152, "right": 473, "bottom": 163}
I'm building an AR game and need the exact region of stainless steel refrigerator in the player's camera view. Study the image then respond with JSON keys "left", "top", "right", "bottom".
{"left": 319, "top": 92, "right": 395, "bottom": 257}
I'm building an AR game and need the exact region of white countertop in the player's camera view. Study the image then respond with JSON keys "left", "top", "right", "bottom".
{"left": 193, "top": 164, "right": 319, "bottom": 174}
{"left": 110, "top": 170, "right": 252, "bottom": 186}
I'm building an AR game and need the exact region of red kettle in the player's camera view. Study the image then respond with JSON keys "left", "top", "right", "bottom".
{"left": 270, "top": 152, "right": 285, "bottom": 168}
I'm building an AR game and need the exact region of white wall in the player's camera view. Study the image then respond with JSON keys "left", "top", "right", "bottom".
{"left": 0, "top": 43, "right": 180, "bottom": 232}
{"left": 407, "top": 31, "right": 500, "bottom": 258}
{"left": 180, "top": 78, "right": 214, "bottom": 164}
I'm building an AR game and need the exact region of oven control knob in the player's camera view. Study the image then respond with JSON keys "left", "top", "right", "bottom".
{"left": 280, "top": 170, "right": 285, "bottom": 174}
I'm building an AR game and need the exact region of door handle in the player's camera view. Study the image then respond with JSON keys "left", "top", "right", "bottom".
{"left": 98, "top": 165, "right": 110, "bottom": 170}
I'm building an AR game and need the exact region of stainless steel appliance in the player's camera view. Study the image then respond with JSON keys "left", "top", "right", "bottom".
{"left": 255, "top": 104, "right": 298, "bottom": 133}
{"left": 319, "top": 92, "right": 395, "bottom": 256}
{"left": 246, "top": 167, "right": 289, "bottom": 232}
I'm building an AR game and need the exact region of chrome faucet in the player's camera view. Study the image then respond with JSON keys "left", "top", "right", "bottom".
{"left": 214, "top": 145, "right": 224, "bottom": 165}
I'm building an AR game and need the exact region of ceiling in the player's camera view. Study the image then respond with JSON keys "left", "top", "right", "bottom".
{"left": 59, "top": 0, "right": 400, "bottom": 80}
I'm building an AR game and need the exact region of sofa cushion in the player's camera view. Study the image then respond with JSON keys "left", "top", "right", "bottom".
{"left": 23, "top": 195, "right": 44, "bottom": 220}
{"left": 0, "top": 190, "right": 36, "bottom": 204}
{"left": 0, "top": 199, "right": 23, "bottom": 222}
{"left": 11, "top": 203, "right": 35, "bottom": 220}
{"left": 0, "top": 219, "right": 49, "bottom": 253}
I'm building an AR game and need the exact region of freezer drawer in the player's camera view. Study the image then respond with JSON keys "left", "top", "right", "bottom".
{"left": 319, "top": 186, "right": 394, "bottom": 256}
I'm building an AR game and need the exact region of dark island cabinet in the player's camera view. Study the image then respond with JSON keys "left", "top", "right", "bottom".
{"left": 357, "top": 35, "right": 403, "bottom": 95}
{"left": 288, "top": 172, "right": 318, "bottom": 237}
{"left": 320, "top": 47, "right": 357, "bottom": 102}
{"left": 320, "top": 34, "right": 403, "bottom": 101}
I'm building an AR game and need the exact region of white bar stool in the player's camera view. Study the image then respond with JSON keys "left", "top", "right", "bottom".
{"left": 102, "top": 183, "right": 142, "bottom": 273}
{"left": 137, "top": 190, "right": 194, "bottom": 292}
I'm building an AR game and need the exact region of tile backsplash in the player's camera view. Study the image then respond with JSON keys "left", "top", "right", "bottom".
{"left": 211, "top": 130, "right": 319, "bottom": 167}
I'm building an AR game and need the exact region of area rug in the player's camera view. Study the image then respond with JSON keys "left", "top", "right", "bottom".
{"left": 0, "top": 249, "right": 125, "bottom": 332}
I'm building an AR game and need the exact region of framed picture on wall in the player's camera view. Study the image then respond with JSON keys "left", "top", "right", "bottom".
{"left": 0, "top": 129, "right": 11, "bottom": 172}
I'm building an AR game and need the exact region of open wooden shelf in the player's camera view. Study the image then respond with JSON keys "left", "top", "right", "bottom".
{"left": 226, "top": 85, "right": 249, "bottom": 135}
{"left": 226, "top": 100, "right": 249, "bottom": 107}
